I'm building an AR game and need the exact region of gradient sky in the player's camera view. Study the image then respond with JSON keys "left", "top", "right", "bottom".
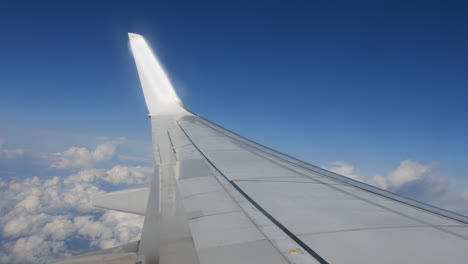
{"left": 1, "top": 1, "right": 467, "bottom": 180}
{"left": 1, "top": 1, "right": 468, "bottom": 262}
{"left": 0, "top": 1, "right": 467, "bottom": 179}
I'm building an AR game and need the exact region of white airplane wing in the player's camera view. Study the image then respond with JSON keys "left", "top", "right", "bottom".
{"left": 54, "top": 33, "right": 468, "bottom": 264}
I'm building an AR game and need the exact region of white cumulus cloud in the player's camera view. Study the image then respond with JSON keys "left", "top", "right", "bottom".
{"left": 323, "top": 159, "right": 468, "bottom": 214}
{"left": 322, "top": 161, "right": 364, "bottom": 182}
{"left": 50, "top": 139, "right": 124, "bottom": 169}
{"left": 0, "top": 140, "right": 152, "bottom": 264}
{"left": 103, "top": 165, "right": 153, "bottom": 185}
{"left": 1, "top": 148, "right": 26, "bottom": 159}
{"left": 374, "top": 160, "right": 438, "bottom": 189}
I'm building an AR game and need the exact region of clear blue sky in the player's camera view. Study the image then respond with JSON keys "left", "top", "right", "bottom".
{"left": 1, "top": 0, "right": 467, "bottom": 181}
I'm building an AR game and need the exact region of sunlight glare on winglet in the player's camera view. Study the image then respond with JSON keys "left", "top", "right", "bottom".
{"left": 128, "top": 33, "right": 188, "bottom": 116}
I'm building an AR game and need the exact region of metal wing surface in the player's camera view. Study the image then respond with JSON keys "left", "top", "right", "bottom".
{"left": 54, "top": 33, "right": 468, "bottom": 264}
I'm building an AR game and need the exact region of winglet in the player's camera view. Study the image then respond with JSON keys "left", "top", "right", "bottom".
{"left": 128, "top": 33, "right": 188, "bottom": 116}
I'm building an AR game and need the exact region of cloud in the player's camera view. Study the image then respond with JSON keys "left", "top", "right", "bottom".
{"left": 0, "top": 148, "right": 51, "bottom": 178}
{"left": 119, "top": 155, "right": 154, "bottom": 164}
{"left": 0, "top": 166, "right": 150, "bottom": 263}
{"left": 0, "top": 136, "right": 152, "bottom": 179}
{"left": 372, "top": 160, "right": 438, "bottom": 189}
{"left": 323, "top": 160, "right": 468, "bottom": 214}
{"left": 61, "top": 165, "right": 153, "bottom": 186}
{"left": 322, "top": 161, "right": 364, "bottom": 182}
{"left": 1, "top": 135, "right": 466, "bottom": 263}
{"left": 5, "top": 235, "right": 65, "bottom": 263}
{"left": 103, "top": 165, "right": 153, "bottom": 185}
{"left": 1, "top": 148, "right": 26, "bottom": 159}
{"left": 0, "top": 140, "right": 152, "bottom": 264}
{"left": 50, "top": 139, "right": 124, "bottom": 169}
{"left": 0, "top": 137, "right": 30, "bottom": 160}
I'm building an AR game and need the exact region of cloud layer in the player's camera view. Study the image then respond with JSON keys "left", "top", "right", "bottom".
{"left": 323, "top": 160, "right": 468, "bottom": 214}
{"left": 0, "top": 139, "right": 152, "bottom": 264}
{"left": 50, "top": 139, "right": 124, "bottom": 169}
{"left": 1, "top": 137, "right": 467, "bottom": 263}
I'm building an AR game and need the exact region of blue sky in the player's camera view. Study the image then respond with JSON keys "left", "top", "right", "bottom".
{"left": 0, "top": 1, "right": 467, "bottom": 262}
{"left": 1, "top": 1, "right": 467, "bottom": 176}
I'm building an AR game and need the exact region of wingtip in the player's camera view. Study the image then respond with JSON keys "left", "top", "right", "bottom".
{"left": 128, "top": 32, "right": 190, "bottom": 116}
{"left": 128, "top": 32, "right": 143, "bottom": 40}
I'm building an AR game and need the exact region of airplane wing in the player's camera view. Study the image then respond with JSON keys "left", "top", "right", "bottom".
{"left": 54, "top": 33, "right": 468, "bottom": 264}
